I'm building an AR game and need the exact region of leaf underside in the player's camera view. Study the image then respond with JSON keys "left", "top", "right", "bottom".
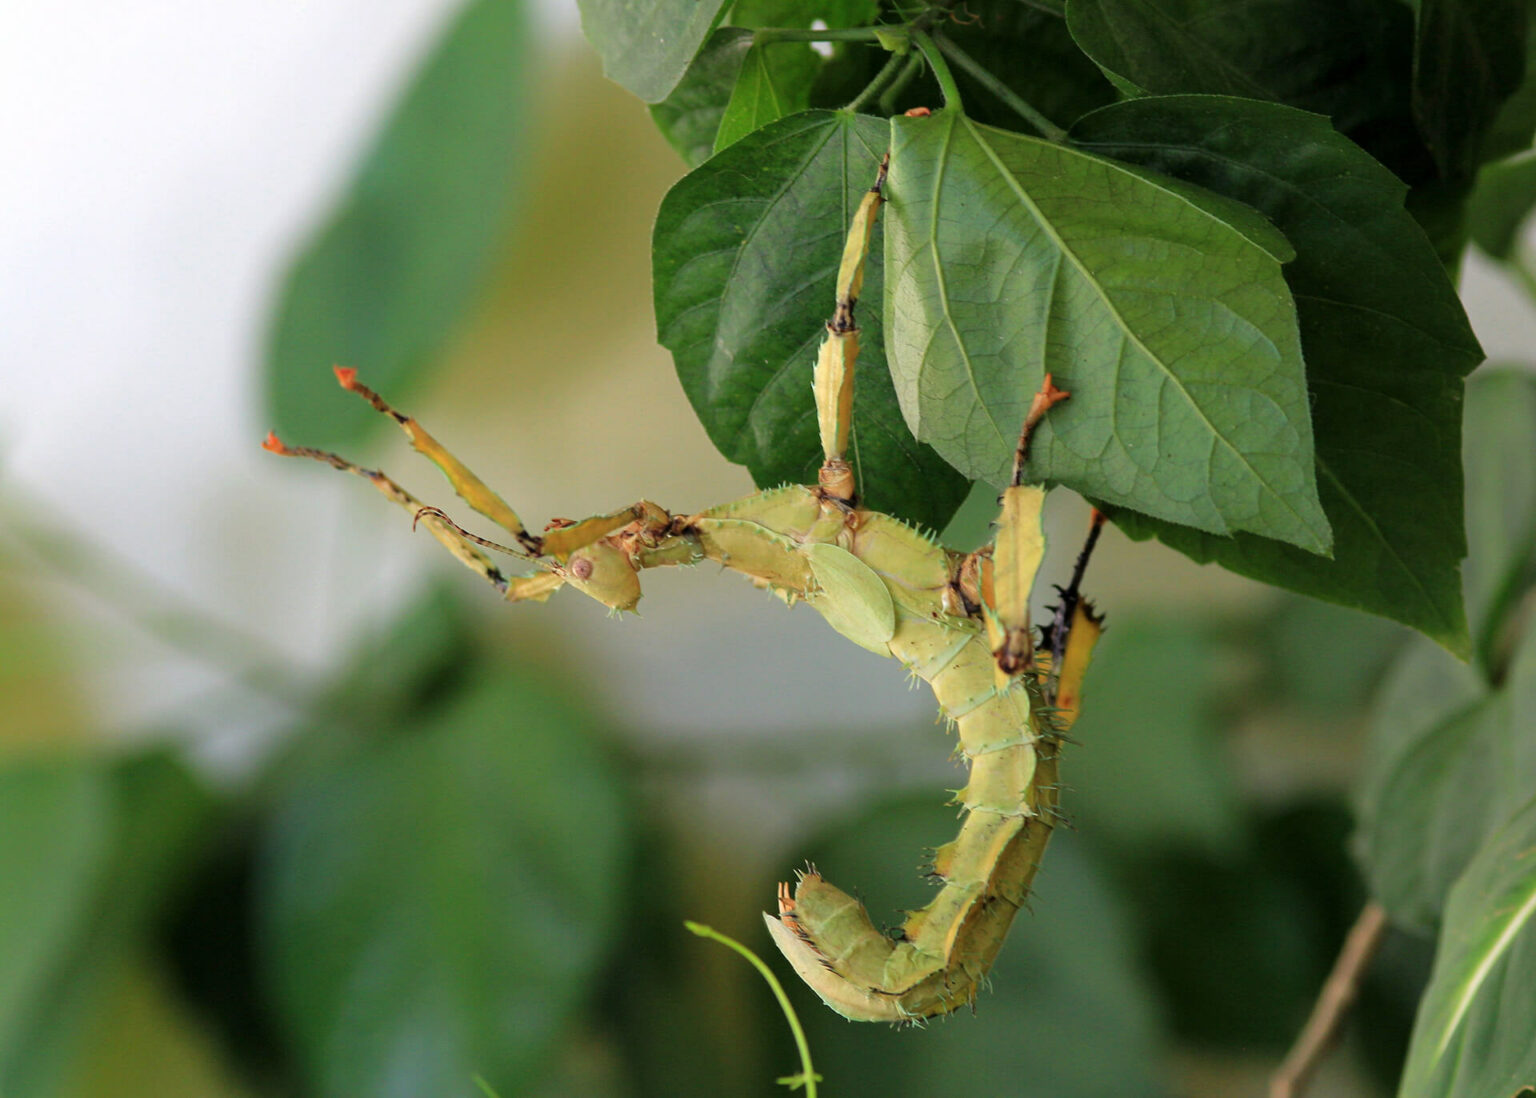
{"left": 883, "top": 109, "right": 1330, "bottom": 553}
{"left": 575, "top": 0, "right": 729, "bottom": 103}
{"left": 1072, "top": 95, "right": 1480, "bottom": 651}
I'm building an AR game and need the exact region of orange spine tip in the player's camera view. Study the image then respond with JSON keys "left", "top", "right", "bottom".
{"left": 333, "top": 365, "right": 358, "bottom": 390}
{"left": 262, "top": 431, "right": 289, "bottom": 455}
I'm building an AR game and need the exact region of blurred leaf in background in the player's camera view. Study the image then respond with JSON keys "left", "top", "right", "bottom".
{"left": 258, "top": 659, "right": 631, "bottom": 1098}
{"left": 264, "top": 0, "right": 534, "bottom": 449}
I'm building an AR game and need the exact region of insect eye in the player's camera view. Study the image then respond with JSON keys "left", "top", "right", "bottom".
{"left": 570, "top": 557, "right": 594, "bottom": 580}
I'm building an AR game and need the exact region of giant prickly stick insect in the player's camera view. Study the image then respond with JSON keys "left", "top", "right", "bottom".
{"left": 264, "top": 153, "right": 1104, "bottom": 1023}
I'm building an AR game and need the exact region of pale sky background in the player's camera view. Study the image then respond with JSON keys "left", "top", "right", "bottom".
{"left": 3, "top": 0, "right": 1534, "bottom": 792}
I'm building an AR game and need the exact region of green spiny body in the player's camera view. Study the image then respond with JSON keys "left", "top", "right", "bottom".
{"left": 661, "top": 484, "right": 1069, "bottom": 1021}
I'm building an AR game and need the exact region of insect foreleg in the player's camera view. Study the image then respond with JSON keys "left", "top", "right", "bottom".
{"left": 328, "top": 366, "right": 543, "bottom": 555}
{"left": 261, "top": 433, "right": 515, "bottom": 595}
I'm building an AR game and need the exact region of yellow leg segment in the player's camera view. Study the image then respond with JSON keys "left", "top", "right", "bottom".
{"left": 331, "top": 367, "right": 541, "bottom": 554}
{"left": 813, "top": 155, "right": 888, "bottom": 503}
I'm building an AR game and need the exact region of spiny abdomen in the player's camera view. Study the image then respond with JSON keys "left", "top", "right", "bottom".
{"left": 765, "top": 514, "right": 1064, "bottom": 1021}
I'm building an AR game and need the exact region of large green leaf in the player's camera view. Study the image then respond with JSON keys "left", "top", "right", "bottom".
{"left": 649, "top": 28, "right": 755, "bottom": 168}
{"left": 653, "top": 110, "right": 968, "bottom": 530}
{"left": 883, "top": 110, "right": 1330, "bottom": 551}
{"left": 259, "top": 666, "right": 629, "bottom": 1098}
{"left": 1468, "top": 152, "right": 1536, "bottom": 259}
{"left": 264, "top": 0, "right": 532, "bottom": 449}
{"left": 1463, "top": 368, "right": 1536, "bottom": 667}
{"left": 1412, "top": 0, "right": 1528, "bottom": 177}
{"left": 713, "top": 42, "right": 820, "bottom": 154}
{"left": 1399, "top": 791, "right": 1536, "bottom": 1098}
{"left": 1073, "top": 96, "right": 1480, "bottom": 649}
{"left": 791, "top": 801, "right": 1168, "bottom": 1097}
{"left": 576, "top": 0, "right": 729, "bottom": 103}
{"left": 1064, "top": 0, "right": 1433, "bottom": 182}
{"left": 1358, "top": 623, "right": 1536, "bottom": 931}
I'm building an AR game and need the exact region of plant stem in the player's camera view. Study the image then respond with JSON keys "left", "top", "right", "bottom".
{"left": 1, "top": 502, "right": 324, "bottom": 710}
{"left": 846, "top": 48, "right": 908, "bottom": 113}
{"left": 935, "top": 33, "right": 1067, "bottom": 141}
{"left": 1269, "top": 902, "right": 1389, "bottom": 1098}
{"left": 754, "top": 25, "right": 891, "bottom": 45}
{"left": 879, "top": 51, "right": 927, "bottom": 114}
{"left": 911, "top": 29, "right": 963, "bottom": 111}
{"left": 1016, "top": 0, "right": 1067, "bottom": 15}
{"left": 685, "top": 922, "right": 820, "bottom": 1098}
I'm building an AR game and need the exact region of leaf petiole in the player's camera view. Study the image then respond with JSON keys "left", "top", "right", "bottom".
{"left": 935, "top": 32, "right": 1066, "bottom": 141}
{"left": 910, "top": 29, "right": 963, "bottom": 110}
{"left": 847, "top": 48, "right": 909, "bottom": 113}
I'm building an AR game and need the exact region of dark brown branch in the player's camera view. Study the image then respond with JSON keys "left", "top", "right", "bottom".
{"left": 1269, "top": 902, "right": 1389, "bottom": 1098}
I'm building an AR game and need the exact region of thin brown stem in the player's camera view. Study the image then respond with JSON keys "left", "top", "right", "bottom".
{"left": 1269, "top": 902, "right": 1389, "bottom": 1098}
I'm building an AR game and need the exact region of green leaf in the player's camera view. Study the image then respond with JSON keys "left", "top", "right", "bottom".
{"left": 1358, "top": 623, "right": 1536, "bottom": 930}
{"left": 653, "top": 110, "right": 968, "bottom": 530}
{"left": 1064, "top": 0, "right": 1432, "bottom": 182}
{"left": 884, "top": 110, "right": 1329, "bottom": 552}
{"left": 649, "top": 28, "right": 755, "bottom": 167}
{"left": 1064, "top": 617, "right": 1243, "bottom": 858}
{"left": 1468, "top": 152, "right": 1536, "bottom": 259}
{"left": 0, "top": 759, "right": 109, "bottom": 1053}
{"left": 1072, "top": 95, "right": 1480, "bottom": 650}
{"left": 1463, "top": 368, "right": 1536, "bottom": 668}
{"left": 264, "top": 0, "right": 532, "bottom": 449}
{"left": 792, "top": 802, "right": 1168, "bottom": 1097}
{"left": 1412, "top": 0, "right": 1528, "bottom": 177}
{"left": 259, "top": 666, "right": 630, "bottom": 1098}
{"left": 1399, "top": 791, "right": 1536, "bottom": 1098}
{"left": 713, "top": 42, "right": 820, "bottom": 154}
{"left": 576, "top": 0, "right": 729, "bottom": 103}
